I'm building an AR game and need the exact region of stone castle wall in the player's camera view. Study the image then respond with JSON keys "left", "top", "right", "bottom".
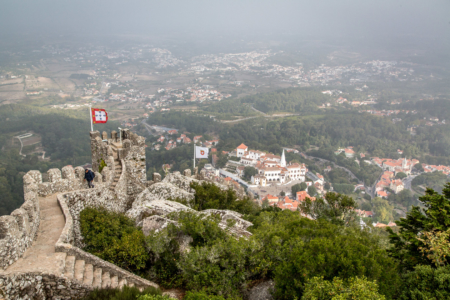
{"left": 0, "top": 129, "right": 253, "bottom": 298}
{"left": 0, "top": 166, "right": 94, "bottom": 271}
{"left": 90, "top": 129, "right": 147, "bottom": 207}
{"left": 0, "top": 272, "right": 91, "bottom": 300}
{"left": 55, "top": 193, "right": 158, "bottom": 289}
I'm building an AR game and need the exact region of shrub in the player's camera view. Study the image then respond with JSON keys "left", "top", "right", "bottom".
{"left": 99, "top": 158, "right": 107, "bottom": 173}
{"left": 137, "top": 295, "right": 172, "bottom": 300}
{"left": 399, "top": 265, "right": 450, "bottom": 300}
{"left": 82, "top": 286, "right": 161, "bottom": 300}
{"left": 80, "top": 207, "right": 149, "bottom": 272}
{"left": 178, "top": 237, "right": 265, "bottom": 298}
{"left": 184, "top": 290, "right": 232, "bottom": 300}
{"left": 176, "top": 182, "right": 260, "bottom": 215}
{"left": 302, "top": 276, "right": 386, "bottom": 300}
{"left": 249, "top": 210, "right": 399, "bottom": 299}
{"left": 145, "top": 212, "right": 228, "bottom": 288}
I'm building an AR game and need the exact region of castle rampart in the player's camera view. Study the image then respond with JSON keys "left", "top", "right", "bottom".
{"left": 0, "top": 130, "right": 252, "bottom": 298}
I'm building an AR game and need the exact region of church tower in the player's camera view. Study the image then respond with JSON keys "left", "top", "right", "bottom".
{"left": 281, "top": 149, "right": 286, "bottom": 167}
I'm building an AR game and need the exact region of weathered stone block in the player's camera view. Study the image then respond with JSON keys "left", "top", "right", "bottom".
{"left": 74, "top": 167, "right": 85, "bottom": 182}
{"left": 153, "top": 173, "right": 161, "bottom": 183}
{"left": 111, "top": 130, "right": 117, "bottom": 141}
{"left": 0, "top": 215, "right": 19, "bottom": 240}
{"left": 90, "top": 131, "right": 101, "bottom": 139}
{"left": 11, "top": 208, "right": 30, "bottom": 234}
{"left": 61, "top": 166, "right": 75, "bottom": 181}
{"left": 27, "top": 170, "right": 43, "bottom": 184}
{"left": 183, "top": 169, "right": 191, "bottom": 177}
{"left": 48, "top": 169, "right": 62, "bottom": 183}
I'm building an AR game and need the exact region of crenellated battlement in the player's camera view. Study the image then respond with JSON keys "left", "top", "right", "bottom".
{"left": 0, "top": 129, "right": 255, "bottom": 298}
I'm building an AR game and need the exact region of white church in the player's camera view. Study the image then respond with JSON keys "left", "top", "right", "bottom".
{"left": 236, "top": 144, "right": 307, "bottom": 186}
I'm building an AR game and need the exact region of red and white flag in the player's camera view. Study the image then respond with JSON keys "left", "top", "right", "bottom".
{"left": 196, "top": 146, "right": 209, "bottom": 158}
{"left": 91, "top": 108, "right": 108, "bottom": 124}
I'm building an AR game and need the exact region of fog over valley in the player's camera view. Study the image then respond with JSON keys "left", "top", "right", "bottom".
{"left": 1, "top": 2, "right": 450, "bottom": 299}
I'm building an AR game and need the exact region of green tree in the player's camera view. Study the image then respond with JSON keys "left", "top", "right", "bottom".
{"left": 395, "top": 172, "right": 407, "bottom": 179}
{"left": 80, "top": 207, "right": 149, "bottom": 271}
{"left": 399, "top": 265, "right": 450, "bottom": 300}
{"left": 243, "top": 166, "right": 257, "bottom": 181}
{"left": 269, "top": 215, "right": 400, "bottom": 299}
{"left": 371, "top": 197, "right": 394, "bottom": 224}
{"left": 387, "top": 184, "right": 450, "bottom": 270}
{"left": 292, "top": 182, "right": 307, "bottom": 195}
{"left": 177, "top": 182, "right": 259, "bottom": 215}
{"left": 302, "top": 276, "right": 386, "bottom": 300}
{"left": 332, "top": 183, "right": 355, "bottom": 195}
{"left": 324, "top": 182, "right": 331, "bottom": 191}
{"left": 414, "top": 163, "right": 424, "bottom": 172}
{"left": 299, "top": 192, "right": 356, "bottom": 226}
{"left": 308, "top": 185, "right": 317, "bottom": 197}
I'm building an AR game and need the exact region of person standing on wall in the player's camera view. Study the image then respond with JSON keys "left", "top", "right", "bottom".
{"left": 84, "top": 169, "right": 95, "bottom": 188}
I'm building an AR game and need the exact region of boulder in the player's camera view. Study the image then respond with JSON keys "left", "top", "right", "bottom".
{"left": 247, "top": 280, "right": 275, "bottom": 300}
{"left": 126, "top": 186, "right": 194, "bottom": 224}
{"left": 201, "top": 209, "right": 253, "bottom": 237}
{"left": 142, "top": 215, "right": 177, "bottom": 235}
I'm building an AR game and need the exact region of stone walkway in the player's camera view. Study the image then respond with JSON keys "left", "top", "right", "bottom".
{"left": 0, "top": 194, "right": 66, "bottom": 276}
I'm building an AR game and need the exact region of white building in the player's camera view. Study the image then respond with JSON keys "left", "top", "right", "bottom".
{"left": 236, "top": 143, "right": 248, "bottom": 158}
{"left": 239, "top": 146, "right": 307, "bottom": 185}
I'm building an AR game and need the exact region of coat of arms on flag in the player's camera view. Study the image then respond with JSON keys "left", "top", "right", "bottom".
{"left": 91, "top": 108, "right": 108, "bottom": 124}
{"left": 195, "top": 146, "right": 209, "bottom": 158}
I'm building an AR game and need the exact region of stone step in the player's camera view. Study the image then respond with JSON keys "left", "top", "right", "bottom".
{"left": 54, "top": 252, "right": 67, "bottom": 276}
{"left": 83, "top": 264, "right": 94, "bottom": 286}
{"left": 118, "top": 278, "right": 127, "bottom": 289}
{"left": 111, "top": 276, "right": 119, "bottom": 289}
{"left": 74, "top": 260, "right": 85, "bottom": 282}
{"left": 93, "top": 268, "right": 103, "bottom": 288}
{"left": 64, "top": 256, "right": 76, "bottom": 280}
{"left": 102, "top": 272, "right": 111, "bottom": 288}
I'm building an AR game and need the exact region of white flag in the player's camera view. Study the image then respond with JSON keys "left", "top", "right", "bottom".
{"left": 196, "top": 146, "right": 209, "bottom": 158}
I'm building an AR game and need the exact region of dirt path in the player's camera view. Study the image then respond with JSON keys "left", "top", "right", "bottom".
{"left": 0, "top": 194, "right": 66, "bottom": 275}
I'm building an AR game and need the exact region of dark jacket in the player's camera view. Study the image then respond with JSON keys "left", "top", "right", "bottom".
{"left": 84, "top": 170, "right": 95, "bottom": 181}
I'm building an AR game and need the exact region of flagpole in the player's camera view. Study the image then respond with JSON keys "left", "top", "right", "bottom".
{"left": 193, "top": 145, "right": 196, "bottom": 170}
{"left": 89, "top": 104, "right": 93, "bottom": 132}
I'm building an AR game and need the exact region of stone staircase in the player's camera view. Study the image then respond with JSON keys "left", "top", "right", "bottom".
{"left": 0, "top": 194, "right": 156, "bottom": 297}
{"left": 110, "top": 159, "right": 123, "bottom": 190}
{"left": 62, "top": 254, "right": 136, "bottom": 289}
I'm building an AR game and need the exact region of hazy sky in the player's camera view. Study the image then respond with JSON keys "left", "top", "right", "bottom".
{"left": 1, "top": 0, "right": 449, "bottom": 40}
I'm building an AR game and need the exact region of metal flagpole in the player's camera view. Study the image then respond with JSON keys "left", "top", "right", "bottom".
{"left": 193, "top": 145, "right": 196, "bottom": 169}
{"left": 89, "top": 104, "right": 93, "bottom": 132}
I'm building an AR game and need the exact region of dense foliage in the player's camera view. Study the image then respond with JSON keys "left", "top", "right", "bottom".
{"left": 176, "top": 181, "right": 259, "bottom": 216}
{"left": 387, "top": 183, "right": 450, "bottom": 271}
{"left": 81, "top": 192, "right": 402, "bottom": 299}
{"left": 398, "top": 265, "right": 450, "bottom": 300}
{"left": 80, "top": 207, "right": 149, "bottom": 272}
{"left": 81, "top": 286, "right": 162, "bottom": 300}
{"left": 240, "top": 88, "right": 329, "bottom": 114}
{"left": 299, "top": 192, "right": 356, "bottom": 226}
{"left": 302, "top": 276, "right": 386, "bottom": 300}
{"left": 411, "top": 171, "right": 449, "bottom": 193}
{"left": 80, "top": 183, "right": 450, "bottom": 299}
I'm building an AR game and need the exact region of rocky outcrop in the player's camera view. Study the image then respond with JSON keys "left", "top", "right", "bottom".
{"left": 134, "top": 198, "right": 252, "bottom": 239}
{"left": 246, "top": 280, "right": 275, "bottom": 300}
{"left": 200, "top": 209, "right": 253, "bottom": 237}
{"left": 126, "top": 182, "right": 195, "bottom": 224}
